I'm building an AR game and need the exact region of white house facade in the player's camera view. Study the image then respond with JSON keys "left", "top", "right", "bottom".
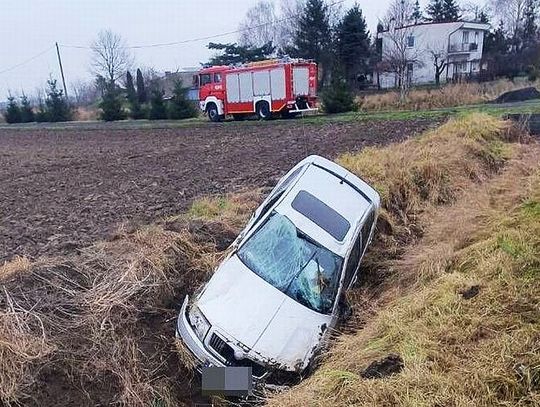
{"left": 376, "top": 21, "right": 491, "bottom": 89}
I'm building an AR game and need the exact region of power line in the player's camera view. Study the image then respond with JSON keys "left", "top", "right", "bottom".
{"left": 0, "top": 46, "right": 55, "bottom": 75}
{"left": 60, "top": 0, "right": 348, "bottom": 50}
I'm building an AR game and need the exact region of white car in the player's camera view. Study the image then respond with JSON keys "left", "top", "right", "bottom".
{"left": 176, "top": 155, "right": 380, "bottom": 381}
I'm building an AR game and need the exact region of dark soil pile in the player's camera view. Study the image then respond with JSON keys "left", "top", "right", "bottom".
{"left": 494, "top": 86, "right": 540, "bottom": 103}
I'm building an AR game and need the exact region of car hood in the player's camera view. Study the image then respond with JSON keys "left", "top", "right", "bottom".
{"left": 196, "top": 254, "right": 332, "bottom": 370}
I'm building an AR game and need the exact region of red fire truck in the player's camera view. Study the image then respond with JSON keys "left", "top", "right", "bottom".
{"left": 195, "top": 58, "right": 318, "bottom": 122}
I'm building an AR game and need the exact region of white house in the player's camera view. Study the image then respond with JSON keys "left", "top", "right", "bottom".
{"left": 376, "top": 21, "right": 491, "bottom": 88}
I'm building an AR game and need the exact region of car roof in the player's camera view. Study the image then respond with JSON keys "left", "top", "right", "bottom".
{"left": 274, "top": 156, "right": 380, "bottom": 257}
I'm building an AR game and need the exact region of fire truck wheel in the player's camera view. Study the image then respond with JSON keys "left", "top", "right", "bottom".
{"left": 207, "top": 104, "right": 222, "bottom": 122}
{"left": 256, "top": 101, "right": 271, "bottom": 120}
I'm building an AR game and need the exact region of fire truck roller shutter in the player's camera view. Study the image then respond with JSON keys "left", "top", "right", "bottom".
{"left": 226, "top": 73, "right": 240, "bottom": 103}
{"left": 293, "top": 67, "right": 310, "bottom": 96}
{"left": 270, "top": 68, "right": 286, "bottom": 100}
{"left": 253, "top": 70, "right": 271, "bottom": 96}
{"left": 239, "top": 72, "right": 253, "bottom": 103}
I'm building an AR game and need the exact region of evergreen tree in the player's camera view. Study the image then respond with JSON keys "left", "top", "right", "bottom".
{"left": 321, "top": 76, "right": 356, "bottom": 114}
{"left": 441, "top": 0, "right": 461, "bottom": 22}
{"left": 167, "top": 80, "right": 198, "bottom": 120}
{"left": 427, "top": 0, "right": 460, "bottom": 22}
{"left": 136, "top": 68, "right": 147, "bottom": 104}
{"left": 477, "top": 10, "right": 489, "bottom": 23}
{"left": 125, "top": 71, "right": 143, "bottom": 119}
{"left": 148, "top": 88, "right": 167, "bottom": 120}
{"left": 291, "top": 0, "right": 333, "bottom": 85}
{"left": 4, "top": 95, "right": 22, "bottom": 124}
{"left": 336, "top": 5, "right": 371, "bottom": 88}
{"left": 426, "top": 0, "right": 445, "bottom": 22}
{"left": 19, "top": 94, "right": 35, "bottom": 123}
{"left": 99, "top": 82, "right": 126, "bottom": 121}
{"left": 411, "top": 0, "right": 423, "bottom": 23}
{"left": 44, "top": 79, "right": 72, "bottom": 122}
{"left": 207, "top": 42, "right": 275, "bottom": 65}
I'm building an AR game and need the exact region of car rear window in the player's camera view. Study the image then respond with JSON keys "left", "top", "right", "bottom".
{"left": 291, "top": 190, "right": 350, "bottom": 241}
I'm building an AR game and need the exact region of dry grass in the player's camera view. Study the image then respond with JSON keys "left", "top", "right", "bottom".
{"left": 338, "top": 113, "right": 525, "bottom": 287}
{"left": 0, "top": 194, "right": 256, "bottom": 406}
{"left": 73, "top": 106, "right": 99, "bottom": 121}
{"left": 268, "top": 130, "right": 540, "bottom": 404}
{"left": 185, "top": 189, "right": 261, "bottom": 228}
{"left": 359, "top": 79, "right": 540, "bottom": 112}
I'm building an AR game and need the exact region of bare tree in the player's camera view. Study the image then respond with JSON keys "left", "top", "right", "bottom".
{"left": 489, "top": 0, "right": 527, "bottom": 42}
{"left": 238, "top": 1, "right": 278, "bottom": 48}
{"left": 91, "top": 30, "right": 133, "bottom": 84}
{"left": 428, "top": 42, "right": 448, "bottom": 85}
{"left": 71, "top": 79, "right": 99, "bottom": 106}
{"left": 276, "top": 0, "right": 305, "bottom": 50}
{"left": 385, "top": 0, "right": 416, "bottom": 28}
{"left": 379, "top": 0, "right": 423, "bottom": 101}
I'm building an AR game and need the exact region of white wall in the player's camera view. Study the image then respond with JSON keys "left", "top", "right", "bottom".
{"left": 376, "top": 22, "right": 489, "bottom": 89}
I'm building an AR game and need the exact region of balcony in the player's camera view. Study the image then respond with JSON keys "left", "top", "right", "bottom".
{"left": 448, "top": 43, "right": 478, "bottom": 54}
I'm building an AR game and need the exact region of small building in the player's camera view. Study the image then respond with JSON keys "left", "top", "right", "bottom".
{"left": 162, "top": 69, "right": 200, "bottom": 101}
{"left": 375, "top": 21, "right": 491, "bottom": 89}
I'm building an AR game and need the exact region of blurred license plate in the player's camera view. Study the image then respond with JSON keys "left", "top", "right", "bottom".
{"left": 201, "top": 366, "right": 252, "bottom": 397}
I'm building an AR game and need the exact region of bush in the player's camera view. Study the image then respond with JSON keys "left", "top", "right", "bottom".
{"left": 99, "top": 83, "right": 126, "bottom": 122}
{"left": 148, "top": 88, "right": 167, "bottom": 120}
{"left": 321, "top": 78, "right": 356, "bottom": 114}
{"left": 4, "top": 95, "right": 22, "bottom": 124}
{"left": 44, "top": 79, "right": 72, "bottom": 122}
{"left": 167, "top": 80, "right": 198, "bottom": 120}
{"left": 19, "top": 95, "right": 35, "bottom": 123}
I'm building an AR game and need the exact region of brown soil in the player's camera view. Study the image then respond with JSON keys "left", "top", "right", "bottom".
{"left": 0, "top": 119, "right": 438, "bottom": 262}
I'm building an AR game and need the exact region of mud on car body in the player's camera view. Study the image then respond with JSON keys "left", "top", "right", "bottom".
{"left": 176, "top": 155, "right": 380, "bottom": 382}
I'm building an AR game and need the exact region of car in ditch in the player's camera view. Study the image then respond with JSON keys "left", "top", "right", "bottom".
{"left": 176, "top": 155, "right": 380, "bottom": 382}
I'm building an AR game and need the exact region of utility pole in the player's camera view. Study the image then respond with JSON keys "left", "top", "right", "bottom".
{"left": 55, "top": 42, "right": 68, "bottom": 100}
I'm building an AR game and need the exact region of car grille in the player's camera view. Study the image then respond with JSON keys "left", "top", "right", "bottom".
{"left": 208, "top": 333, "right": 267, "bottom": 378}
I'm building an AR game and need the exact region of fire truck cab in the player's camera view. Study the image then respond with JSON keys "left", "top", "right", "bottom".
{"left": 194, "top": 58, "right": 318, "bottom": 122}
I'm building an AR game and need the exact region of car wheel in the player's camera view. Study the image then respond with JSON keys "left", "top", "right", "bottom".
{"left": 207, "top": 103, "right": 221, "bottom": 122}
{"left": 256, "top": 101, "right": 271, "bottom": 120}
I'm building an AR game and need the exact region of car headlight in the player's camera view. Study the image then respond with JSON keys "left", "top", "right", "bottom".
{"left": 188, "top": 305, "right": 210, "bottom": 341}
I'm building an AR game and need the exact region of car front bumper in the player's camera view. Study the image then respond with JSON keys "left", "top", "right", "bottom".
{"left": 176, "top": 295, "right": 225, "bottom": 371}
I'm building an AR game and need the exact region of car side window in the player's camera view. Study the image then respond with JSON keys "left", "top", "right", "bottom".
{"left": 361, "top": 210, "right": 375, "bottom": 254}
{"left": 343, "top": 233, "right": 362, "bottom": 289}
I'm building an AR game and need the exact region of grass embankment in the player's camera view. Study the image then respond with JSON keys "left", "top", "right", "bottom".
{"left": 268, "top": 114, "right": 539, "bottom": 406}
{"left": 0, "top": 192, "right": 259, "bottom": 406}
{"left": 359, "top": 79, "right": 540, "bottom": 112}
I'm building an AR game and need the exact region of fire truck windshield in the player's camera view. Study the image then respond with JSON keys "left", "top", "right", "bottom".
{"left": 200, "top": 74, "right": 212, "bottom": 86}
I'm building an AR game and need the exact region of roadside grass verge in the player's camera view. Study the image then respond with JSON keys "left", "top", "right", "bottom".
{"left": 359, "top": 79, "right": 540, "bottom": 112}
{"left": 267, "top": 120, "right": 540, "bottom": 405}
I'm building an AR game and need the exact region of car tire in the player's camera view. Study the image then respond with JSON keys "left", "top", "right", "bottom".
{"left": 207, "top": 103, "right": 222, "bottom": 122}
{"left": 256, "top": 101, "right": 271, "bottom": 120}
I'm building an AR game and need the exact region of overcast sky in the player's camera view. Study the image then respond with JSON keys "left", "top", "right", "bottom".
{"left": 0, "top": 0, "right": 480, "bottom": 98}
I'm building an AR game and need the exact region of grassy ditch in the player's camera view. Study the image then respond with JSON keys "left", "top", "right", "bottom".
{"left": 0, "top": 192, "right": 259, "bottom": 406}
{"left": 0, "top": 113, "right": 536, "bottom": 406}
{"left": 267, "top": 117, "right": 540, "bottom": 405}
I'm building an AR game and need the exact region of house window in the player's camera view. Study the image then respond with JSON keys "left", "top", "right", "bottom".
{"left": 407, "top": 35, "right": 415, "bottom": 47}
{"left": 462, "top": 31, "right": 469, "bottom": 44}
